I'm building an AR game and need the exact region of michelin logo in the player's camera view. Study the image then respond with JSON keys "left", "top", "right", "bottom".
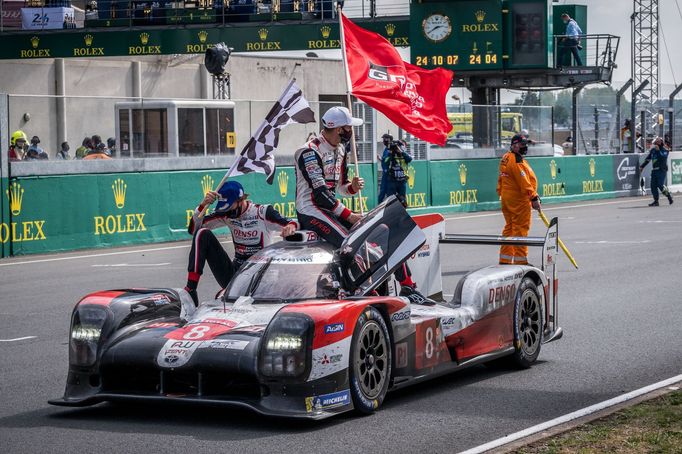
{"left": 305, "top": 390, "right": 351, "bottom": 412}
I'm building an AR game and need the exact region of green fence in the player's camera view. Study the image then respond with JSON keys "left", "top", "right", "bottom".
{"left": 0, "top": 155, "right": 638, "bottom": 256}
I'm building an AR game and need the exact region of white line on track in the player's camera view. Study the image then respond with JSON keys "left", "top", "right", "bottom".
{"left": 0, "top": 240, "right": 233, "bottom": 267}
{"left": 0, "top": 336, "right": 37, "bottom": 342}
{"left": 458, "top": 373, "right": 682, "bottom": 454}
{"left": 91, "top": 263, "right": 172, "bottom": 267}
{"left": 575, "top": 240, "right": 651, "bottom": 244}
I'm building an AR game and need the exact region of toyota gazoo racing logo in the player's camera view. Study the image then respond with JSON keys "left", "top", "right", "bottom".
{"left": 367, "top": 62, "right": 406, "bottom": 90}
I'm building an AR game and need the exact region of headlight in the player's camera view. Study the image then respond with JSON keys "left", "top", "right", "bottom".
{"left": 69, "top": 306, "right": 108, "bottom": 367}
{"left": 259, "top": 313, "right": 312, "bottom": 378}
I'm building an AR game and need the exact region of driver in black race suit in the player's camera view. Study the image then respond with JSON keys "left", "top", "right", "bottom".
{"left": 294, "top": 106, "right": 428, "bottom": 303}
{"left": 184, "top": 181, "right": 297, "bottom": 305}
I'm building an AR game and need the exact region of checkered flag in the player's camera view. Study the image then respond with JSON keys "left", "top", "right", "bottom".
{"left": 230, "top": 80, "right": 315, "bottom": 184}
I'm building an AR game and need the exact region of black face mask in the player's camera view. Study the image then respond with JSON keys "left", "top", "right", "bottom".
{"left": 225, "top": 203, "right": 244, "bottom": 219}
{"left": 519, "top": 145, "right": 528, "bottom": 155}
{"left": 339, "top": 128, "right": 353, "bottom": 144}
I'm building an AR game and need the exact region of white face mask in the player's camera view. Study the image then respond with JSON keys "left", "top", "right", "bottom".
{"left": 563, "top": 20, "right": 569, "bottom": 24}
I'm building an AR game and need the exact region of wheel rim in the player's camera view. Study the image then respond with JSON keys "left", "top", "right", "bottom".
{"left": 353, "top": 320, "right": 388, "bottom": 400}
{"left": 518, "top": 289, "right": 541, "bottom": 356}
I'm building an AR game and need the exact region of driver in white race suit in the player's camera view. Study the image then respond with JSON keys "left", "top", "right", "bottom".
{"left": 294, "top": 106, "right": 430, "bottom": 304}
{"left": 184, "top": 181, "right": 298, "bottom": 305}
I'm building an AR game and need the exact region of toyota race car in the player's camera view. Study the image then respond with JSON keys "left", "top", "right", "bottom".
{"left": 49, "top": 197, "right": 563, "bottom": 419}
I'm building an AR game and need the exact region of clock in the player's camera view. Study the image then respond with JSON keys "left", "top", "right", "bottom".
{"left": 422, "top": 13, "right": 452, "bottom": 43}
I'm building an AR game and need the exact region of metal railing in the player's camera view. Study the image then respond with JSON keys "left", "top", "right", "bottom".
{"left": 553, "top": 34, "right": 619, "bottom": 69}
{"left": 0, "top": 0, "right": 410, "bottom": 32}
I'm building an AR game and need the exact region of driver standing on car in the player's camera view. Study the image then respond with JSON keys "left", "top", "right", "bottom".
{"left": 294, "top": 106, "right": 429, "bottom": 304}
{"left": 497, "top": 134, "right": 542, "bottom": 265}
{"left": 184, "top": 181, "right": 298, "bottom": 306}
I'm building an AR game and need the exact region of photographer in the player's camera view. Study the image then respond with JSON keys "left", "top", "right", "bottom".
{"left": 381, "top": 139, "right": 413, "bottom": 207}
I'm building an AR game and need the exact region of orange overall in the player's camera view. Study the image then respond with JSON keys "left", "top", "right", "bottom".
{"left": 497, "top": 150, "right": 538, "bottom": 265}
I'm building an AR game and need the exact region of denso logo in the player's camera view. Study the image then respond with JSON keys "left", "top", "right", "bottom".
{"left": 488, "top": 284, "right": 516, "bottom": 306}
{"left": 232, "top": 229, "right": 259, "bottom": 239}
{"left": 324, "top": 323, "right": 344, "bottom": 334}
{"left": 391, "top": 310, "right": 410, "bottom": 321}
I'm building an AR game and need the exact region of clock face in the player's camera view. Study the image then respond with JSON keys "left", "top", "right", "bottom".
{"left": 422, "top": 13, "right": 452, "bottom": 43}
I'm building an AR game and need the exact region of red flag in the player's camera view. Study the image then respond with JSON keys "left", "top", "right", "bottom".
{"left": 341, "top": 13, "right": 453, "bottom": 146}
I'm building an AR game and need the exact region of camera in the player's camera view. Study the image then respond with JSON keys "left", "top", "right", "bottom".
{"left": 389, "top": 141, "right": 402, "bottom": 153}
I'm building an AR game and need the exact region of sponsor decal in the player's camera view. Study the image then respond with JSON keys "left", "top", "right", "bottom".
{"left": 277, "top": 171, "right": 289, "bottom": 198}
{"left": 246, "top": 28, "right": 281, "bottom": 51}
{"left": 185, "top": 30, "right": 215, "bottom": 53}
{"left": 390, "top": 309, "right": 410, "bottom": 322}
{"left": 672, "top": 159, "right": 682, "bottom": 185}
{"left": 582, "top": 158, "right": 604, "bottom": 193}
{"left": 318, "top": 353, "right": 342, "bottom": 365}
{"left": 73, "top": 34, "right": 104, "bottom": 57}
{"left": 20, "top": 35, "right": 51, "bottom": 58}
{"left": 461, "top": 9, "right": 499, "bottom": 33}
{"left": 406, "top": 192, "right": 427, "bottom": 208}
{"left": 146, "top": 322, "right": 178, "bottom": 329}
{"left": 305, "top": 389, "right": 351, "bottom": 412}
{"left": 198, "top": 339, "right": 250, "bottom": 350}
{"left": 157, "top": 339, "right": 200, "bottom": 367}
{"left": 2, "top": 181, "right": 48, "bottom": 244}
{"left": 324, "top": 322, "right": 344, "bottom": 334}
{"left": 308, "top": 25, "right": 340, "bottom": 50}
{"left": 488, "top": 283, "right": 516, "bottom": 306}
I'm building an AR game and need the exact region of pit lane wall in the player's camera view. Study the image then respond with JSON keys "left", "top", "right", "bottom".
{"left": 0, "top": 154, "right": 654, "bottom": 256}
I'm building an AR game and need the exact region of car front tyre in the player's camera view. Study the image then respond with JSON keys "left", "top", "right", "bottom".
{"left": 349, "top": 306, "right": 392, "bottom": 414}
{"left": 511, "top": 277, "right": 544, "bottom": 369}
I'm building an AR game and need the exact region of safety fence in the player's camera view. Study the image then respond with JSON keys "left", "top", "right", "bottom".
{"left": 2, "top": 152, "right": 668, "bottom": 257}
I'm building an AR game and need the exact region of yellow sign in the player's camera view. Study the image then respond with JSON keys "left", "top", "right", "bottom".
{"left": 201, "top": 175, "right": 215, "bottom": 196}
{"left": 95, "top": 178, "right": 147, "bottom": 235}
{"left": 589, "top": 158, "right": 596, "bottom": 177}
{"left": 278, "top": 171, "right": 289, "bottom": 198}
{"left": 7, "top": 181, "right": 24, "bottom": 215}
{"left": 407, "top": 164, "right": 416, "bottom": 189}
{"left": 459, "top": 163, "right": 467, "bottom": 186}
{"left": 2, "top": 182, "right": 47, "bottom": 243}
{"left": 550, "top": 160, "right": 557, "bottom": 180}
{"left": 226, "top": 132, "right": 236, "bottom": 148}
{"left": 74, "top": 33, "right": 104, "bottom": 57}
{"left": 112, "top": 178, "right": 127, "bottom": 209}
{"left": 129, "top": 32, "right": 161, "bottom": 55}
{"left": 21, "top": 36, "right": 50, "bottom": 58}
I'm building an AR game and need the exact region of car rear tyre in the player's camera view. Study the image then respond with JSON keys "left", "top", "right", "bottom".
{"left": 349, "top": 306, "right": 391, "bottom": 414}
{"left": 511, "top": 277, "right": 543, "bottom": 369}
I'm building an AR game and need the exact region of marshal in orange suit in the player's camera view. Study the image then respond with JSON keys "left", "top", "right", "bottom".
{"left": 497, "top": 135, "right": 542, "bottom": 265}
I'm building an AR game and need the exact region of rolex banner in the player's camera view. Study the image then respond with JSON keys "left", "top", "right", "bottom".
{"left": 341, "top": 13, "right": 453, "bottom": 146}
{"left": 230, "top": 79, "right": 315, "bottom": 185}
{"left": 21, "top": 7, "right": 74, "bottom": 30}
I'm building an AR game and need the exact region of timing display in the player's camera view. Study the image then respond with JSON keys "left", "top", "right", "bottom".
{"left": 410, "top": 0, "right": 503, "bottom": 71}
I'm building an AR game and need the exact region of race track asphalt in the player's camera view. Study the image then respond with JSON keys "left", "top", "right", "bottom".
{"left": 1, "top": 195, "right": 681, "bottom": 454}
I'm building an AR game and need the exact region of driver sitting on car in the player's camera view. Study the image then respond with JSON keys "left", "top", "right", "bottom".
{"left": 184, "top": 181, "right": 298, "bottom": 306}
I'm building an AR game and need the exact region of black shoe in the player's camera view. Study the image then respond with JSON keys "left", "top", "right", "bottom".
{"left": 184, "top": 287, "right": 198, "bottom": 306}
{"left": 668, "top": 195, "right": 674, "bottom": 205}
{"left": 649, "top": 201, "right": 659, "bottom": 207}
{"left": 400, "top": 286, "right": 436, "bottom": 306}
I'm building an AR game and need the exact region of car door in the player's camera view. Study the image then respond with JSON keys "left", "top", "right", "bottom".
{"left": 338, "top": 196, "right": 426, "bottom": 295}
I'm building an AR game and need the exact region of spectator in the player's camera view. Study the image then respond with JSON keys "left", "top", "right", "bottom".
{"left": 9, "top": 130, "right": 28, "bottom": 161}
{"left": 382, "top": 138, "right": 412, "bottom": 208}
{"left": 620, "top": 119, "right": 632, "bottom": 153}
{"left": 557, "top": 12, "right": 583, "bottom": 67}
{"left": 377, "top": 133, "right": 393, "bottom": 203}
{"left": 56, "top": 141, "right": 71, "bottom": 160}
{"left": 25, "top": 136, "right": 49, "bottom": 160}
{"left": 83, "top": 142, "right": 112, "bottom": 160}
{"left": 75, "top": 137, "right": 93, "bottom": 159}
{"left": 107, "top": 137, "right": 116, "bottom": 156}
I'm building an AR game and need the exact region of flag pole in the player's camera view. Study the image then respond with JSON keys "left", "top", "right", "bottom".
{"left": 199, "top": 77, "right": 298, "bottom": 218}
{"left": 337, "top": 7, "right": 364, "bottom": 216}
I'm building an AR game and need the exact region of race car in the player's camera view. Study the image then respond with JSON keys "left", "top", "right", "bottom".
{"left": 49, "top": 197, "right": 563, "bottom": 419}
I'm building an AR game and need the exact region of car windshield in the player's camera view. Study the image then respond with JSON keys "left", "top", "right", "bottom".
{"left": 223, "top": 244, "right": 338, "bottom": 302}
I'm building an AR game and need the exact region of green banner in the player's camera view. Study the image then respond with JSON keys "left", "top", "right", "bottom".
{"left": 405, "top": 160, "right": 430, "bottom": 209}
{"left": 429, "top": 158, "right": 500, "bottom": 212}
{"left": 3, "top": 163, "right": 375, "bottom": 255}
{"left": 0, "top": 19, "right": 408, "bottom": 60}
{"left": 528, "top": 155, "right": 615, "bottom": 202}
{"left": 672, "top": 159, "right": 682, "bottom": 185}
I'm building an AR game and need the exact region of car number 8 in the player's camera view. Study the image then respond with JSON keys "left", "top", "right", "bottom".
{"left": 425, "top": 327, "right": 434, "bottom": 359}
{"left": 184, "top": 325, "right": 210, "bottom": 340}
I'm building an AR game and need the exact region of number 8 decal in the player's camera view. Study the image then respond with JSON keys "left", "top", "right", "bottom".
{"left": 425, "top": 326, "right": 434, "bottom": 359}
{"left": 184, "top": 325, "right": 210, "bottom": 340}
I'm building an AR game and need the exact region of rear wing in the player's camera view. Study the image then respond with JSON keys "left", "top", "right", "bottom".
{"left": 438, "top": 217, "right": 562, "bottom": 344}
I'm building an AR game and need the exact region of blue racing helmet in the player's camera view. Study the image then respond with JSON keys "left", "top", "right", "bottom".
{"left": 215, "top": 181, "right": 244, "bottom": 212}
